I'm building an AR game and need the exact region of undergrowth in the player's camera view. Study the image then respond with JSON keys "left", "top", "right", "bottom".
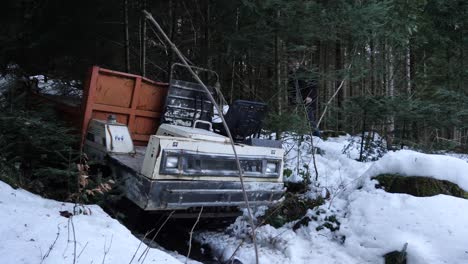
{"left": 260, "top": 192, "right": 324, "bottom": 228}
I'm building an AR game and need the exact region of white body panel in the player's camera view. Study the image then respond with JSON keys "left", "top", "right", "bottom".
{"left": 105, "top": 125, "right": 135, "bottom": 153}
{"left": 141, "top": 134, "right": 284, "bottom": 182}
{"left": 85, "top": 120, "right": 283, "bottom": 183}
{"left": 157, "top": 123, "right": 229, "bottom": 143}
{"left": 84, "top": 119, "right": 135, "bottom": 161}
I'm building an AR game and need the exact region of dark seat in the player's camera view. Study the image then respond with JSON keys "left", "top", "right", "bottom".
{"left": 214, "top": 100, "right": 267, "bottom": 141}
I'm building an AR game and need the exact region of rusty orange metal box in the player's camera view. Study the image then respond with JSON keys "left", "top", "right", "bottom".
{"left": 81, "top": 67, "right": 168, "bottom": 146}
{"left": 30, "top": 66, "right": 169, "bottom": 147}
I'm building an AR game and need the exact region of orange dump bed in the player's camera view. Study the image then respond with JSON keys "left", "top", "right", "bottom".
{"left": 32, "top": 66, "right": 169, "bottom": 146}
{"left": 81, "top": 66, "right": 169, "bottom": 146}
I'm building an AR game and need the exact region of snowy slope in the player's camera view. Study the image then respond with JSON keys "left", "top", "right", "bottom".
{"left": 0, "top": 181, "right": 182, "bottom": 264}
{"left": 342, "top": 189, "right": 468, "bottom": 264}
{"left": 2, "top": 134, "right": 468, "bottom": 264}
{"left": 198, "top": 135, "right": 468, "bottom": 264}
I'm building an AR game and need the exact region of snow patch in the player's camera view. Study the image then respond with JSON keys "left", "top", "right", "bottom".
{"left": 341, "top": 189, "right": 468, "bottom": 264}
{"left": 29, "top": 75, "right": 82, "bottom": 97}
{"left": 198, "top": 135, "right": 468, "bottom": 264}
{"left": 0, "top": 181, "right": 182, "bottom": 264}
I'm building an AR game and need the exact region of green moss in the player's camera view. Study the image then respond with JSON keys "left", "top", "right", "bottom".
{"left": 283, "top": 168, "right": 293, "bottom": 178}
{"left": 373, "top": 174, "right": 467, "bottom": 198}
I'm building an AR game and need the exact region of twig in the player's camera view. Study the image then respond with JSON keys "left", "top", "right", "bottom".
{"left": 283, "top": 134, "right": 300, "bottom": 157}
{"left": 70, "top": 217, "right": 77, "bottom": 264}
{"left": 128, "top": 228, "right": 155, "bottom": 264}
{"left": 226, "top": 198, "right": 288, "bottom": 262}
{"left": 62, "top": 219, "right": 70, "bottom": 258}
{"left": 298, "top": 61, "right": 353, "bottom": 184}
{"left": 295, "top": 82, "right": 319, "bottom": 183}
{"left": 102, "top": 235, "right": 113, "bottom": 264}
{"left": 327, "top": 173, "right": 363, "bottom": 209}
{"left": 139, "top": 210, "right": 175, "bottom": 264}
{"left": 37, "top": 246, "right": 43, "bottom": 263}
{"left": 227, "top": 239, "right": 245, "bottom": 263}
{"left": 316, "top": 62, "right": 353, "bottom": 128}
{"left": 41, "top": 224, "right": 61, "bottom": 263}
{"left": 77, "top": 241, "right": 89, "bottom": 260}
{"left": 226, "top": 203, "right": 289, "bottom": 264}
{"left": 307, "top": 133, "right": 319, "bottom": 183}
{"left": 186, "top": 207, "right": 203, "bottom": 263}
{"left": 270, "top": 228, "right": 290, "bottom": 241}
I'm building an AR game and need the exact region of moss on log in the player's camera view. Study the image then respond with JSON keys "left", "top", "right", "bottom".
{"left": 373, "top": 174, "right": 467, "bottom": 198}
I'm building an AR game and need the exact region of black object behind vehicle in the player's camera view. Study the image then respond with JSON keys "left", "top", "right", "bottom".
{"left": 214, "top": 100, "right": 267, "bottom": 141}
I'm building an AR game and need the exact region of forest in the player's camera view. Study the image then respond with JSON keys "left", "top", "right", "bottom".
{"left": 1, "top": 0, "right": 467, "bottom": 148}
{"left": 1, "top": 1, "right": 468, "bottom": 264}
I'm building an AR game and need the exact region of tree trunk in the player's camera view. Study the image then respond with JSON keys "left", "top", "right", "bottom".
{"left": 336, "top": 40, "right": 343, "bottom": 131}
{"left": 274, "top": 10, "right": 282, "bottom": 140}
{"left": 123, "top": 0, "right": 130, "bottom": 73}
{"left": 386, "top": 43, "right": 395, "bottom": 149}
{"left": 406, "top": 38, "right": 411, "bottom": 94}
{"left": 229, "top": 7, "right": 240, "bottom": 103}
{"left": 203, "top": 0, "right": 211, "bottom": 68}
{"left": 167, "top": 0, "right": 176, "bottom": 80}
{"left": 140, "top": 0, "right": 146, "bottom": 76}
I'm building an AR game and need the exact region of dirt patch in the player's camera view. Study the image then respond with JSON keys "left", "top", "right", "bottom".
{"left": 373, "top": 174, "right": 468, "bottom": 198}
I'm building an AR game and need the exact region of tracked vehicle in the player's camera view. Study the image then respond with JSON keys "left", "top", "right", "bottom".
{"left": 37, "top": 64, "right": 284, "bottom": 217}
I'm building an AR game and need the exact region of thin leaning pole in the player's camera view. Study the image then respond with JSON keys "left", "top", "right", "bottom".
{"left": 143, "top": 10, "right": 260, "bottom": 264}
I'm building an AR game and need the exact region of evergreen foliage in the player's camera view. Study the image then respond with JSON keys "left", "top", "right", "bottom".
{"left": 263, "top": 106, "right": 310, "bottom": 136}
{"left": 0, "top": 78, "right": 80, "bottom": 199}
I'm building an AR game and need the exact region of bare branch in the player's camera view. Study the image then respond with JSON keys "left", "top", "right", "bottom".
{"left": 128, "top": 228, "right": 155, "bottom": 264}
{"left": 186, "top": 207, "right": 203, "bottom": 263}
{"left": 70, "top": 217, "right": 77, "bottom": 264}
{"left": 316, "top": 62, "right": 353, "bottom": 128}
{"left": 77, "top": 241, "right": 89, "bottom": 260}
{"left": 41, "top": 224, "right": 61, "bottom": 264}
{"left": 139, "top": 210, "right": 175, "bottom": 264}
{"left": 102, "top": 235, "right": 113, "bottom": 264}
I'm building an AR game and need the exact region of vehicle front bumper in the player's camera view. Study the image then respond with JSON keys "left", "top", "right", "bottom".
{"left": 111, "top": 161, "right": 284, "bottom": 211}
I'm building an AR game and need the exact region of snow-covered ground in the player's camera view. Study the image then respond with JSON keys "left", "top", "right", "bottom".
{"left": 0, "top": 73, "right": 82, "bottom": 97}
{"left": 0, "top": 181, "right": 184, "bottom": 264}
{"left": 197, "top": 135, "right": 468, "bottom": 264}
{"left": 1, "top": 134, "right": 468, "bottom": 263}
{"left": 29, "top": 75, "right": 82, "bottom": 97}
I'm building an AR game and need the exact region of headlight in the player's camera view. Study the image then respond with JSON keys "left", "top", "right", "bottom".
{"left": 165, "top": 156, "right": 179, "bottom": 168}
{"left": 266, "top": 162, "right": 278, "bottom": 173}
